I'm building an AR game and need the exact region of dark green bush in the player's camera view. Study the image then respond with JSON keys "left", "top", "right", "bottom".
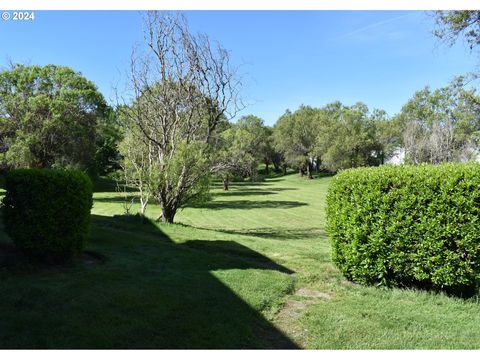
{"left": 326, "top": 163, "right": 480, "bottom": 294}
{"left": 2, "top": 169, "right": 93, "bottom": 261}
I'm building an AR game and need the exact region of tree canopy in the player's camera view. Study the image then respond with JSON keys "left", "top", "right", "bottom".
{"left": 433, "top": 11, "right": 480, "bottom": 50}
{"left": 0, "top": 64, "right": 108, "bottom": 172}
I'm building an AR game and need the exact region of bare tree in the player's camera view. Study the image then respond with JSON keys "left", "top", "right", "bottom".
{"left": 121, "top": 11, "right": 242, "bottom": 223}
{"left": 404, "top": 117, "right": 457, "bottom": 165}
{"left": 400, "top": 82, "right": 480, "bottom": 165}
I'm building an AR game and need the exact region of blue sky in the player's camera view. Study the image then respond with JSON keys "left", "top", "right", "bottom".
{"left": 0, "top": 10, "right": 477, "bottom": 125}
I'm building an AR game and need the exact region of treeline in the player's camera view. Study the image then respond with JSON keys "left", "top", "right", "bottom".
{"left": 208, "top": 76, "right": 480, "bottom": 184}
{"left": 1, "top": 65, "right": 478, "bottom": 180}
{"left": 276, "top": 77, "right": 480, "bottom": 173}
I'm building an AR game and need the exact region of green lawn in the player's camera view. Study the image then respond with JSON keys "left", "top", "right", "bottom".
{"left": 1, "top": 174, "right": 480, "bottom": 348}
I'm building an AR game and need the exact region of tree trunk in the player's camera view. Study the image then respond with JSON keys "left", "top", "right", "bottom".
{"left": 157, "top": 207, "right": 175, "bottom": 223}
{"left": 223, "top": 175, "right": 229, "bottom": 191}
{"left": 265, "top": 161, "right": 269, "bottom": 175}
{"left": 139, "top": 200, "right": 147, "bottom": 219}
{"left": 282, "top": 164, "right": 287, "bottom": 176}
{"left": 306, "top": 160, "right": 313, "bottom": 179}
{"left": 156, "top": 197, "right": 176, "bottom": 223}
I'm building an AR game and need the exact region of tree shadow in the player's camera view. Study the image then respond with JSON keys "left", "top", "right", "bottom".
{"left": 179, "top": 240, "right": 294, "bottom": 273}
{"left": 224, "top": 182, "right": 270, "bottom": 187}
{"left": 188, "top": 200, "right": 308, "bottom": 210}
{"left": 214, "top": 191, "right": 278, "bottom": 197}
{"left": 176, "top": 223, "right": 326, "bottom": 241}
{"left": 214, "top": 188, "right": 299, "bottom": 198}
{"left": 264, "top": 187, "right": 298, "bottom": 192}
{"left": 93, "top": 195, "right": 139, "bottom": 203}
{"left": 203, "top": 227, "right": 327, "bottom": 241}
{"left": 0, "top": 214, "right": 299, "bottom": 349}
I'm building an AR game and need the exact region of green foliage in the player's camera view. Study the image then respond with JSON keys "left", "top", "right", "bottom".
{"left": 326, "top": 163, "right": 480, "bottom": 294}
{"left": 2, "top": 168, "right": 93, "bottom": 260}
{"left": 118, "top": 102, "right": 212, "bottom": 221}
{"left": 162, "top": 141, "right": 212, "bottom": 208}
{"left": 213, "top": 115, "right": 271, "bottom": 181}
{"left": 94, "top": 107, "right": 122, "bottom": 176}
{"left": 272, "top": 103, "right": 394, "bottom": 174}
{"left": 0, "top": 64, "right": 109, "bottom": 172}
{"left": 273, "top": 106, "right": 319, "bottom": 175}
{"left": 315, "top": 102, "right": 384, "bottom": 171}
{"left": 433, "top": 10, "right": 480, "bottom": 50}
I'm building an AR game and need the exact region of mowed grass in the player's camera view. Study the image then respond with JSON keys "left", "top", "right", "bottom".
{"left": 1, "top": 173, "right": 480, "bottom": 348}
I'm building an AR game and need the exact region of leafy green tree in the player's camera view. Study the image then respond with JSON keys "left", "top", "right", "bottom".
{"left": 315, "top": 102, "right": 382, "bottom": 172}
{"left": 234, "top": 115, "right": 270, "bottom": 177}
{"left": 0, "top": 64, "right": 108, "bottom": 172}
{"left": 273, "top": 106, "right": 319, "bottom": 178}
{"left": 211, "top": 123, "right": 254, "bottom": 190}
{"left": 371, "top": 109, "right": 402, "bottom": 165}
{"left": 94, "top": 107, "right": 123, "bottom": 176}
{"left": 211, "top": 115, "right": 272, "bottom": 190}
{"left": 256, "top": 125, "right": 285, "bottom": 175}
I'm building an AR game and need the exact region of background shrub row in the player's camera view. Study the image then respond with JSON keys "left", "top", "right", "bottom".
{"left": 326, "top": 163, "right": 480, "bottom": 294}
{"left": 2, "top": 169, "right": 93, "bottom": 261}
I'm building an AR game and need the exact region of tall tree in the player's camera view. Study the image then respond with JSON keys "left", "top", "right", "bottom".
{"left": 371, "top": 109, "right": 402, "bottom": 165}
{"left": 0, "top": 64, "right": 108, "bottom": 172}
{"left": 94, "top": 106, "right": 123, "bottom": 176}
{"left": 273, "top": 106, "right": 319, "bottom": 178}
{"left": 234, "top": 115, "right": 270, "bottom": 177}
{"left": 121, "top": 11, "right": 242, "bottom": 223}
{"left": 211, "top": 123, "right": 254, "bottom": 190}
{"left": 315, "top": 102, "right": 383, "bottom": 172}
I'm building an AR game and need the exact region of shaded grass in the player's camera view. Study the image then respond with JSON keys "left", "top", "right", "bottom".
{"left": 0, "top": 214, "right": 297, "bottom": 349}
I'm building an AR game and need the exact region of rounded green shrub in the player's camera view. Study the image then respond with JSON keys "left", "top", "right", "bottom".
{"left": 2, "top": 169, "right": 93, "bottom": 261}
{"left": 326, "top": 163, "right": 480, "bottom": 294}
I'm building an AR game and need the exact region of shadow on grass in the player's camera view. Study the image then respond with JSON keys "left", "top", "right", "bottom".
{"left": 179, "top": 240, "right": 294, "bottom": 273}
{"left": 180, "top": 224, "right": 327, "bottom": 241}
{"left": 213, "top": 187, "right": 299, "bottom": 198}
{"left": 213, "top": 191, "right": 278, "bottom": 197}
{"left": 93, "top": 195, "right": 140, "bottom": 203}
{"left": 188, "top": 200, "right": 307, "bottom": 210}
{"left": 222, "top": 182, "right": 270, "bottom": 187}
{"left": 216, "top": 228, "right": 326, "bottom": 241}
{"left": 0, "top": 214, "right": 299, "bottom": 349}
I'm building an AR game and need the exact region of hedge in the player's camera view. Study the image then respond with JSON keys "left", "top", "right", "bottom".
{"left": 2, "top": 168, "right": 93, "bottom": 261}
{"left": 326, "top": 163, "right": 480, "bottom": 294}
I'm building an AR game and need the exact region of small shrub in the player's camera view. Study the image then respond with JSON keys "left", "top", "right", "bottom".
{"left": 326, "top": 163, "right": 480, "bottom": 295}
{"left": 2, "top": 169, "right": 93, "bottom": 261}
